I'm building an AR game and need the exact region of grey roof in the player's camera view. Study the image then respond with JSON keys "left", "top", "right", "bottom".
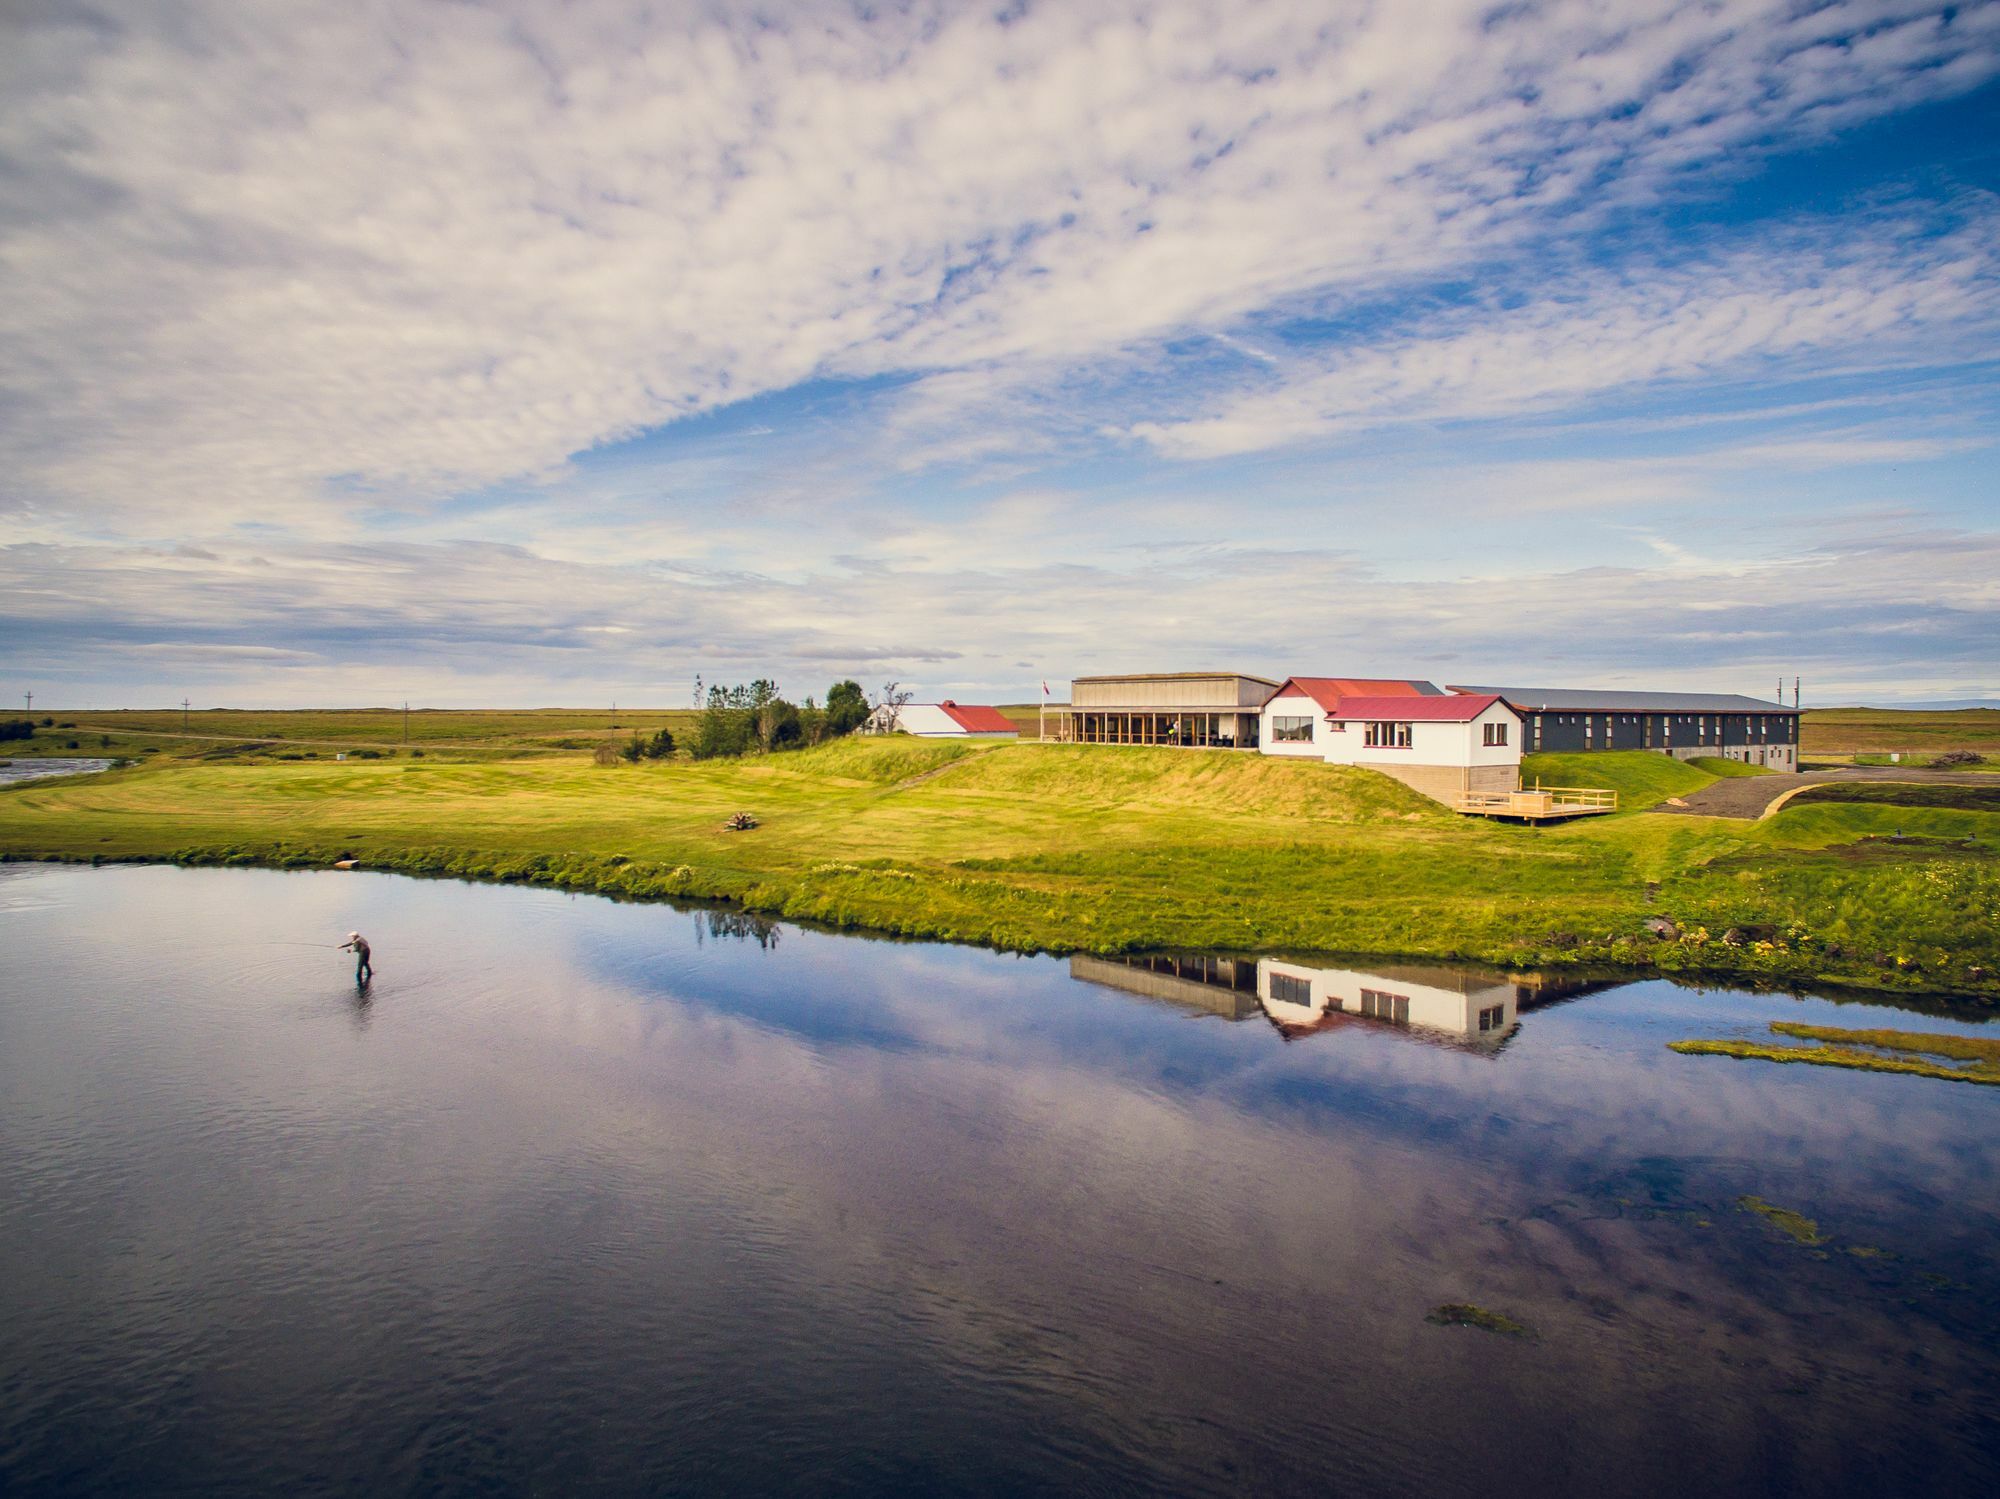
{"left": 1449, "top": 686, "right": 1800, "bottom": 714}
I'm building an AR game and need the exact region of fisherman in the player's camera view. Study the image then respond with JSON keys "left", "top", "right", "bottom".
{"left": 339, "top": 930, "right": 373, "bottom": 984}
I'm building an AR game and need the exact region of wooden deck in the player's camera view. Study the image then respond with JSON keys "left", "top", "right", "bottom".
{"left": 1451, "top": 785, "right": 1618, "bottom": 822}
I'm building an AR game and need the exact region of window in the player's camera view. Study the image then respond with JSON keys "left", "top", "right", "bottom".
{"left": 1360, "top": 988, "right": 1410, "bottom": 1024}
{"left": 1364, "top": 721, "right": 1412, "bottom": 748}
{"left": 1483, "top": 721, "right": 1509, "bottom": 746}
{"left": 1478, "top": 1004, "right": 1506, "bottom": 1033}
{"left": 1268, "top": 971, "right": 1312, "bottom": 1006}
{"left": 1271, "top": 715, "right": 1314, "bottom": 743}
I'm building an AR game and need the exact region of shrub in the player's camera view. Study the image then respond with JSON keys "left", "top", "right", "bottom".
{"left": 0, "top": 719, "right": 32, "bottom": 742}
{"left": 592, "top": 742, "right": 620, "bottom": 766}
{"left": 1933, "top": 750, "right": 1986, "bottom": 768}
{"left": 643, "top": 727, "right": 676, "bottom": 759}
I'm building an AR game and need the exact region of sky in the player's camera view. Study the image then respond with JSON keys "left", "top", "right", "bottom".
{"left": 2, "top": 0, "right": 1997, "bottom": 710}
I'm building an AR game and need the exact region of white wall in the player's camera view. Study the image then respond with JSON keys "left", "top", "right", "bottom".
{"left": 1258, "top": 696, "right": 1521, "bottom": 771}
{"left": 874, "top": 703, "right": 1015, "bottom": 737}
{"left": 1258, "top": 690, "right": 1326, "bottom": 758}
{"left": 1258, "top": 960, "right": 1519, "bottom": 1041}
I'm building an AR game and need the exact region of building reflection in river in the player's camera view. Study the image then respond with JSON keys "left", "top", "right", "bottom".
{"left": 1070, "top": 952, "right": 1620, "bottom": 1050}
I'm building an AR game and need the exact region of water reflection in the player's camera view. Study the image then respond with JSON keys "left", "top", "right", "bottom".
{"left": 4, "top": 864, "right": 1998, "bottom": 1498}
{"left": 1072, "top": 952, "right": 1621, "bottom": 1049}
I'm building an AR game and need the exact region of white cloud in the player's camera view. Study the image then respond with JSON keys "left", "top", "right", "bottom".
{"left": 2, "top": 0, "right": 1996, "bottom": 530}
{"left": 1129, "top": 222, "right": 2000, "bottom": 457}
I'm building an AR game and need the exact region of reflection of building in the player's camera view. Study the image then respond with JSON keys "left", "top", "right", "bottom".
{"left": 1257, "top": 958, "right": 1524, "bottom": 1048}
{"left": 1069, "top": 951, "right": 1626, "bottom": 1048}
{"left": 1067, "top": 954, "right": 1263, "bottom": 1019}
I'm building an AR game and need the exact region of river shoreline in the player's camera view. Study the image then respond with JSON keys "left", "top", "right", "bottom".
{"left": 11, "top": 846, "right": 1992, "bottom": 1008}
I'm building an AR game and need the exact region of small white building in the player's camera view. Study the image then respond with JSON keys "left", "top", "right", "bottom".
{"left": 869, "top": 700, "right": 1019, "bottom": 738}
{"left": 1258, "top": 676, "right": 1521, "bottom": 803}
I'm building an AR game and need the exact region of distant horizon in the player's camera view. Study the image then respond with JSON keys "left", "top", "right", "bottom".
{"left": 5, "top": 3, "right": 1997, "bottom": 704}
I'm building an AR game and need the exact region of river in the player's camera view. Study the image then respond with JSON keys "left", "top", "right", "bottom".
{"left": 1, "top": 863, "right": 1996, "bottom": 1496}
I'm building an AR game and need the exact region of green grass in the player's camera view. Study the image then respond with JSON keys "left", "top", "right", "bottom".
{"left": 0, "top": 706, "right": 702, "bottom": 764}
{"left": 1521, "top": 750, "right": 1718, "bottom": 809}
{"left": 1689, "top": 756, "right": 1773, "bottom": 778}
{"left": 4, "top": 737, "right": 1998, "bottom": 995}
{"left": 1787, "top": 783, "right": 2000, "bottom": 814}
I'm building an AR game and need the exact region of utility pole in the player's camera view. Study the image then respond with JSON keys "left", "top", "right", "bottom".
{"left": 403, "top": 701, "right": 410, "bottom": 743}
{"left": 23, "top": 691, "right": 30, "bottom": 715}
{"left": 182, "top": 697, "right": 191, "bottom": 731}
{"left": 1794, "top": 677, "right": 1801, "bottom": 710}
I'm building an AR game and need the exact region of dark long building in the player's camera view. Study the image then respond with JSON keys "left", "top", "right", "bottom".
{"left": 1448, "top": 686, "right": 1802, "bottom": 769}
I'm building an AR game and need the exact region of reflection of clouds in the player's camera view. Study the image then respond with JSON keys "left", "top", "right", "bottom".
{"left": 9, "top": 864, "right": 2000, "bottom": 1488}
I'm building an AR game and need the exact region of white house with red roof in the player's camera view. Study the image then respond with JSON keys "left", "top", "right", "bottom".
{"left": 872, "top": 700, "right": 1020, "bottom": 738}
{"left": 1258, "top": 676, "right": 1521, "bottom": 802}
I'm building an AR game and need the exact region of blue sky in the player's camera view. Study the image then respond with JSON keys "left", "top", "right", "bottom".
{"left": 2, "top": 0, "right": 1997, "bottom": 707}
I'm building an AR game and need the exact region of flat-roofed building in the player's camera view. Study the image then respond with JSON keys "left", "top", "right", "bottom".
{"left": 1066, "top": 671, "right": 1279, "bottom": 748}
{"left": 1449, "top": 686, "right": 1802, "bottom": 768}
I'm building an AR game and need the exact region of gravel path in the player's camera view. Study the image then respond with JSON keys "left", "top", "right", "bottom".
{"left": 1654, "top": 767, "right": 1997, "bottom": 819}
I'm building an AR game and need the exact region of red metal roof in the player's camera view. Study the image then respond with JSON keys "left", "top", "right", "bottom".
{"left": 1269, "top": 677, "right": 1442, "bottom": 712}
{"left": 936, "top": 701, "right": 1018, "bottom": 734}
{"left": 1325, "top": 693, "right": 1506, "bottom": 722}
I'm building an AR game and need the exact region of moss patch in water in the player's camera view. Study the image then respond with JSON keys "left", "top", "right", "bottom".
{"left": 1738, "top": 1196, "right": 1826, "bottom": 1246}
{"left": 1671, "top": 1022, "right": 2000, "bottom": 1086}
{"left": 1426, "top": 1303, "right": 1535, "bottom": 1339}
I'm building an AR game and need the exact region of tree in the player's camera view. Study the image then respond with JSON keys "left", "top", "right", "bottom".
{"left": 825, "top": 680, "right": 868, "bottom": 737}
{"left": 692, "top": 684, "right": 757, "bottom": 759}
{"left": 619, "top": 733, "right": 646, "bottom": 763}
{"left": 870, "top": 681, "right": 913, "bottom": 734}
{"left": 643, "top": 727, "right": 676, "bottom": 759}
{"left": 770, "top": 698, "right": 804, "bottom": 750}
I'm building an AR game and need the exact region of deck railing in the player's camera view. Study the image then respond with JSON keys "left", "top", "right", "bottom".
{"left": 1452, "top": 784, "right": 1618, "bottom": 818}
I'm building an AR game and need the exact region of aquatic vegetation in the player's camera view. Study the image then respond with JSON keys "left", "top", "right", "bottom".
{"left": 1671, "top": 1023, "right": 2000, "bottom": 1086}
{"left": 1737, "top": 1196, "right": 1826, "bottom": 1246}
{"left": 1426, "top": 1303, "right": 1535, "bottom": 1339}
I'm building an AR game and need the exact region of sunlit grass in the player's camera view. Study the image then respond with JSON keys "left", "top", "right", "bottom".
{"left": 3, "top": 741, "right": 1997, "bottom": 993}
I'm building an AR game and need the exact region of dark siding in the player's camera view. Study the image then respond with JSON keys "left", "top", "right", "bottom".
{"left": 1519, "top": 703, "right": 1801, "bottom": 754}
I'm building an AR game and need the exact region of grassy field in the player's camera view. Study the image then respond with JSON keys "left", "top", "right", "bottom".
{"left": 1801, "top": 707, "right": 2000, "bottom": 761}
{"left": 4, "top": 731, "right": 1997, "bottom": 999}
{"left": 0, "top": 707, "right": 703, "bottom": 763}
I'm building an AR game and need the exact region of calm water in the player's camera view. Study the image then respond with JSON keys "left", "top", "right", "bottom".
{"left": 0, "top": 758, "right": 112, "bottom": 786}
{"left": 2, "top": 864, "right": 1997, "bottom": 1497}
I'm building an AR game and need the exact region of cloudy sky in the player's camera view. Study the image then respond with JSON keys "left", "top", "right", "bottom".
{"left": 3, "top": 0, "right": 1997, "bottom": 708}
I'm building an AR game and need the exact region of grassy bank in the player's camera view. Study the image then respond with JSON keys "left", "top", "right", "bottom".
{"left": 4, "top": 737, "right": 1997, "bottom": 999}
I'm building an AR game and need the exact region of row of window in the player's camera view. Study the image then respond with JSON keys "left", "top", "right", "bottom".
{"left": 1273, "top": 715, "right": 1507, "bottom": 748}
{"left": 1268, "top": 971, "right": 1313, "bottom": 1006}
{"left": 1360, "top": 988, "right": 1411, "bottom": 1024}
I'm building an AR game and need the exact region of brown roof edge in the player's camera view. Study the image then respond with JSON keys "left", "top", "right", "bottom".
{"left": 1071, "top": 671, "right": 1281, "bottom": 686}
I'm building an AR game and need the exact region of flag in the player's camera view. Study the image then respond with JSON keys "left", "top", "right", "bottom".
{"left": 1042, "top": 680, "right": 1050, "bottom": 696}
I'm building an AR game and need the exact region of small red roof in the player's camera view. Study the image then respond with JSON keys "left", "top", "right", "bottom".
{"left": 1269, "top": 677, "right": 1441, "bottom": 712}
{"left": 937, "top": 701, "right": 1018, "bottom": 734}
{"left": 1326, "top": 693, "right": 1506, "bottom": 722}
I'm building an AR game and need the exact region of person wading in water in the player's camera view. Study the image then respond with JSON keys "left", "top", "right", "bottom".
{"left": 339, "top": 931, "right": 373, "bottom": 984}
